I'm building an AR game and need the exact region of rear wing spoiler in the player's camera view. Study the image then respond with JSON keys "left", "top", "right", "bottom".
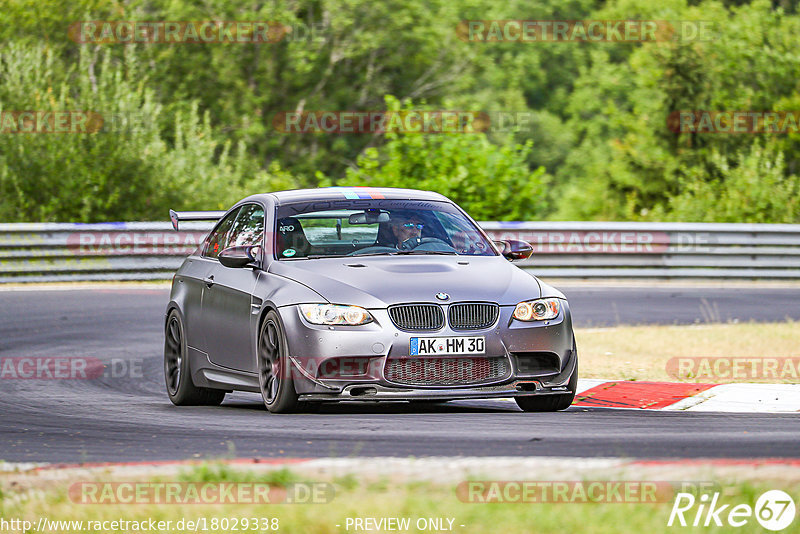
{"left": 169, "top": 209, "right": 226, "bottom": 231}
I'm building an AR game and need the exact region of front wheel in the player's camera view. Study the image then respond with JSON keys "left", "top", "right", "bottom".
{"left": 164, "top": 310, "right": 226, "bottom": 406}
{"left": 258, "top": 311, "right": 299, "bottom": 414}
{"left": 515, "top": 360, "right": 578, "bottom": 413}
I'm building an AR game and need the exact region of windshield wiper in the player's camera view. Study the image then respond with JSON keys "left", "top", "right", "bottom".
{"left": 296, "top": 254, "right": 349, "bottom": 259}
{"left": 348, "top": 252, "right": 397, "bottom": 257}
{"left": 392, "top": 250, "right": 458, "bottom": 256}
{"left": 296, "top": 250, "right": 458, "bottom": 259}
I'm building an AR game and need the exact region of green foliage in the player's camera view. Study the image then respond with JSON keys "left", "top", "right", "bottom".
{"left": 664, "top": 143, "right": 800, "bottom": 222}
{"left": 0, "top": 0, "right": 799, "bottom": 222}
{"left": 0, "top": 44, "right": 297, "bottom": 221}
{"left": 178, "top": 463, "right": 301, "bottom": 486}
{"left": 338, "top": 98, "right": 550, "bottom": 221}
{"left": 333, "top": 473, "right": 359, "bottom": 491}
{"left": 552, "top": 0, "right": 800, "bottom": 222}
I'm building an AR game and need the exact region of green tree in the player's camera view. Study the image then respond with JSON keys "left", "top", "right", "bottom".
{"left": 665, "top": 142, "right": 800, "bottom": 222}
{"left": 0, "top": 44, "right": 296, "bottom": 221}
{"left": 336, "top": 97, "right": 550, "bottom": 221}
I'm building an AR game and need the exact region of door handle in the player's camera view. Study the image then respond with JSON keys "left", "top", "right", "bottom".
{"left": 203, "top": 275, "right": 215, "bottom": 288}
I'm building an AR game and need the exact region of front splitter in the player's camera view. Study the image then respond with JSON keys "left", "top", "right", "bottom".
{"left": 299, "top": 380, "right": 571, "bottom": 402}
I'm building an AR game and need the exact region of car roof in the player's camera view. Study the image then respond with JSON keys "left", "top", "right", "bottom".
{"left": 239, "top": 187, "right": 450, "bottom": 206}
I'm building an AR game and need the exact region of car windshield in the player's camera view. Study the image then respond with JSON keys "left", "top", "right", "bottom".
{"left": 274, "top": 199, "right": 496, "bottom": 259}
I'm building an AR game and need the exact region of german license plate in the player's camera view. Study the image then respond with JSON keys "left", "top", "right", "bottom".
{"left": 410, "top": 336, "right": 485, "bottom": 356}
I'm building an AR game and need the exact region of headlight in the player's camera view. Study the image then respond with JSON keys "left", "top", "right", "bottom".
{"left": 299, "top": 304, "right": 373, "bottom": 326}
{"left": 513, "top": 298, "right": 560, "bottom": 321}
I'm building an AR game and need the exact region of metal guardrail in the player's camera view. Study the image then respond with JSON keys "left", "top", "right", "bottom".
{"left": 483, "top": 221, "right": 800, "bottom": 279}
{"left": 1, "top": 221, "right": 799, "bottom": 282}
{"left": 0, "top": 222, "right": 211, "bottom": 283}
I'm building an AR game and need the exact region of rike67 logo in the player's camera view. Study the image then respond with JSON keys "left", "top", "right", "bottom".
{"left": 669, "top": 490, "right": 795, "bottom": 531}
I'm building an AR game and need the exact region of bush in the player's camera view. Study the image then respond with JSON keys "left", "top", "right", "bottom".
{"left": 335, "top": 97, "right": 550, "bottom": 221}
{"left": 664, "top": 143, "right": 800, "bottom": 223}
{"left": 0, "top": 44, "right": 296, "bottom": 222}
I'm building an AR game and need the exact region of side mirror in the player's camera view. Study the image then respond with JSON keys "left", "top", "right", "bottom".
{"left": 219, "top": 246, "right": 258, "bottom": 268}
{"left": 494, "top": 240, "right": 533, "bottom": 262}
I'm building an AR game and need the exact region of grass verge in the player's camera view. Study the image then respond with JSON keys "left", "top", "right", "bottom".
{"left": 1, "top": 464, "right": 798, "bottom": 533}
{"left": 576, "top": 321, "right": 800, "bottom": 382}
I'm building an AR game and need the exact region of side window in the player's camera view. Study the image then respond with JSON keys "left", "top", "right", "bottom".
{"left": 203, "top": 207, "right": 240, "bottom": 259}
{"left": 228, "top": 204, "right": 265, "bottom": 248}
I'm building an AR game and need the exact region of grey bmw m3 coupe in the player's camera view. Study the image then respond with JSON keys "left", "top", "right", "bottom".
{"left": 164, "top": 187, "right": 578, "bottom": 413}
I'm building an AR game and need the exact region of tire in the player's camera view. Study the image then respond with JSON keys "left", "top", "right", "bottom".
{"left": 515, "top": 359, "right": 578, "bottom": 413}
{"left": 164, "top": 310, "right": 226, "bottom": 406}
{"left": 258, "top": 311, "right": 300, "bottom": 414}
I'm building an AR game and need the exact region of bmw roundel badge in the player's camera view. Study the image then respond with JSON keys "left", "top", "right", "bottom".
{"left": 435, "top": 292, "right": 450, "bottom": 301}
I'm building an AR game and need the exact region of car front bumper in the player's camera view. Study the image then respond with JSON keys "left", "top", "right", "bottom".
{"left": 277, "top": 301, "right": 577, "bottom": 402}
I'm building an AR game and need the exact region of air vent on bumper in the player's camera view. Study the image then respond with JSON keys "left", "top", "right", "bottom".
{"left": 385, "top": 356, "right": 510, "bottom": 386}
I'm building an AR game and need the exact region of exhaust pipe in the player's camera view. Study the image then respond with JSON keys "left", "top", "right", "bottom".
{"left": 515, "top": 381, "right": 539, "bottom": 392}
{"left": 349, "top": 386, "right": 378, "bottom": 397}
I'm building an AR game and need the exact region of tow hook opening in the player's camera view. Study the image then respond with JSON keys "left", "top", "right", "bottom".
{"left": 349, "top": 386, "right": 378, "bottom": 397}
{"left": 515, "top": 381, "right": 539, "bottom": 392}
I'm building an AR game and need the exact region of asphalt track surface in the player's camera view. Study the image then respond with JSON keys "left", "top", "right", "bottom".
{"left": 1, "top": 285, "right": 799, "bottom": 463}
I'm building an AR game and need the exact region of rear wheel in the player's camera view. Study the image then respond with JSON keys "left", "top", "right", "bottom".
{"left": 164, "top": 310, "right": 226, "bottom": 406}
{"left": 258, "top": 311, "right": 300, "bottom": 414}
{"left": 515, "top": 360, "right": 578, "bottom": 413}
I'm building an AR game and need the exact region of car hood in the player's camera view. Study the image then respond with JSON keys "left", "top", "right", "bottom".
{"left": 268, "top": 255, "right": 542, "bottom": 308}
